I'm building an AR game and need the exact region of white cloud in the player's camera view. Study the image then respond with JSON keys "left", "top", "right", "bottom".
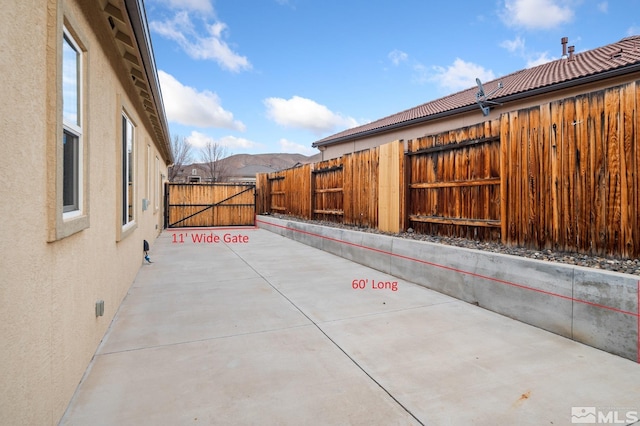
{"left": 411, "top": 63, "right": 429, "bottom": 85}
{"left": 501, "top": 0, "right": 574, "bottom": 29}
{"left": 431, "top": 59, "right": 495, "bottom": 92}
{"left": 627, "top": 26, "right": 640, "bottom": 36}
{"left": 278, "top": 139, "right": 318, "bottom": 156}
{"left": 264, "top": 96, "right": 359, "bottom": 134}
{"left": 158, "top": 70, "right": 245, "bottom": 131}
{"left": 500, "top": 36, "right": 526, "bottom": 54}
{"left": 185, "top": 130, "right": 212, "bottom": 148}
{"left": 597, "top": 2, "right": 608, "bottom": 13}
{"left": 150, "top": 11, "right": 251, "bottom": 72}
{"left": 388, "top": 49, "right": 408, "bottom": 66}
{"left": 500, "top": 36, "right": 554, "bottom": 68}
{"left": 155, "top": 0, "right": 213, "bottom": 14}
{"left": 527, "top": 52, "right": 554, "bottom": 67}
{"left": 217, "top": 135, "right": 263, "bottom": 150}
{"left": 187, "top": 131, "right": 262, "bottom": 151}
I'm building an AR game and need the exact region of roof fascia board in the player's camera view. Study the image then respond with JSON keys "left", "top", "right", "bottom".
{"left": 123, "top": 0, "right": 173, "bottom": 163}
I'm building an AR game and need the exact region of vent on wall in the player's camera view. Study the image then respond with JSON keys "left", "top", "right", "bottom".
{"left": 95, "top": 300, "right": 105, "bottom": 317}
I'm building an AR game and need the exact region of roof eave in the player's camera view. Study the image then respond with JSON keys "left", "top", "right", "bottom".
{"left": 124, "top": 0, "right": 173, "bottom": 164}
{"left": 312, "top": 62, "right": 640, "bottom": 148}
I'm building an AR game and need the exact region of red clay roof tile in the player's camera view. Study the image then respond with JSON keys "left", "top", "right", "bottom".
{"left": 314, "top": 36, "right": 640, "bottom": 146}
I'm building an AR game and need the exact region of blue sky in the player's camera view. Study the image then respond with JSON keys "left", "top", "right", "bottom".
{"left": 145, "top": 0, "right": 640, "bottom": 157}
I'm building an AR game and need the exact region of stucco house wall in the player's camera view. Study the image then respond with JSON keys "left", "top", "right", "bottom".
{"left": 0, "top": 1, "right": 171, "bottom": 424}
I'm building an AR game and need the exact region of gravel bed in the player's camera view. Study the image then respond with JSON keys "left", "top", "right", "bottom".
{"left": 269, "top": 214, "right": 640, "bottom": 276}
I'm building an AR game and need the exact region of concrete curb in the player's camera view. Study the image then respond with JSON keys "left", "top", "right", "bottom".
{"left": 256, "top": 215, "right": 640, "bottom": 362}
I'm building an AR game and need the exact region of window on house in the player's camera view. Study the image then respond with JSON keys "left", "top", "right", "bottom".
{"left": 62, "top": 30, "right": 82, "bottom": 215}
{"left": 155, "top": 156, "right": 160, "bottom": 211}
{"left": 122, "top": 113, "right": 135, "bottom": 227}
{"left": 50, "top": 24, "right": 89, "bottom": 241}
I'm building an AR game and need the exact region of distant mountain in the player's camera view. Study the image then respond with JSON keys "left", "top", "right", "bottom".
{"left": 219, "top": 153, "right": 321, "bottom": 176}
{"left": 177, "top": 152, "right": 322, "bottom": 182}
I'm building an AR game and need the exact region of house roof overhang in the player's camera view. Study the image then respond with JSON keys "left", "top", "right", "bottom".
{"left": 101, "top": 0, "right": 173, "bottom": 164}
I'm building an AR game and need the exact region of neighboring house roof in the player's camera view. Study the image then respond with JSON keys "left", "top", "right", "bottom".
{"left": 313, "top": 35, "right": 640, "bottom": 148}
{"left": 231, "top": 165, "right": 280, "bottom": 176}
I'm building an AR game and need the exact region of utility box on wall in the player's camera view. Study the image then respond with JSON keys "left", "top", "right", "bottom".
{"left": 95, "top": 300, "right": 104, "bottom": 317}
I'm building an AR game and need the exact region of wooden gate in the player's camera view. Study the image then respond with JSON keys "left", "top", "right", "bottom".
{"left": 165, "top": 183, "right": 255, "bottom": 228}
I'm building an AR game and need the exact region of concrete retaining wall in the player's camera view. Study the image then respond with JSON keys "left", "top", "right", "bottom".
{"left": 256, "top": 215, "right": 640, "bottom": 362}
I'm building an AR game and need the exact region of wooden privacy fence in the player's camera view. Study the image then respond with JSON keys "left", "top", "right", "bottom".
{"left": 313, "top": 150, "right": 380, "bottom": 227}
{"left": 312, "top": 158, "right": 344, "bottom": 221}
{"left": 501, "top": 82, "right": 639, "bottom": 258}
{"left": 165, "top": 183, "right": 255, "bottom": 228}
{"left": 406, "top": 121, "right": 501, "bottom": 241}
{"left": 257, "top": 148, "right": 382, "bottom": 228}
{"left": 257, "top": 80, "right": 640, "bottom": 258}
{"left": 257, "top": 164, "right": 312, "bottom": 218}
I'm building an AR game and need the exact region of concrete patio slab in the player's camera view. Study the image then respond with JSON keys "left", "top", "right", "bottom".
{"left": 60, "top": 228, "right": 640, "bottom": 426}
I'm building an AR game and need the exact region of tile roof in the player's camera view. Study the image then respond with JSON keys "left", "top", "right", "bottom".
{"left": 313, "top": 36, "right": 640, "bottom": 147}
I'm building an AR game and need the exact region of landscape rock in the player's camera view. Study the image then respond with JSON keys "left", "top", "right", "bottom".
{"left": 271, "top": 214, "right": 640, "bottom": 276}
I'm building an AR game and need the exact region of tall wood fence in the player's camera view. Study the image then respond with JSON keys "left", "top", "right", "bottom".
{"left": 257, "top": 80, "right": 640, "bottom": 259}
{"left": 501, "top": 83, "right": 639, "bottom": 258}
{"left": 256, "top": 163, "right": 312, "bottom": 218}
{"left": 406, "top": 121, "right": 501, "bottom": 241}
{"left": 256, "top": 149, "right": 380, "bottom": 228}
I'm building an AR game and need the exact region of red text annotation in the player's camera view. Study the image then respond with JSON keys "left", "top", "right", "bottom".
{"left": 172, "top": 232, "right": 249, "bottom": 244}
{"left": 352, "top": 279, "right": 398, "bottom": 291}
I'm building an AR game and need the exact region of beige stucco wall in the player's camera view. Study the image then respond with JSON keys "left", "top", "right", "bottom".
{"left": 0, "top": 1, "right": 169, "bottom": 424}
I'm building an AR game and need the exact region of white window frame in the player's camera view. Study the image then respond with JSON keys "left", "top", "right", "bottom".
{"left": 49, "top": 21, "right": 90, "bottom": 242}
{"left": 62, "top": 27, "right": 83, "bottom": 220}
{"left": 155, "top": 156, "right": 160, "bottom": 212}
{"left": 146, "top": 143, "right": 151, "bottom": 202}
{"left": 122, "top": 112, "right": 136, "bottom": 230}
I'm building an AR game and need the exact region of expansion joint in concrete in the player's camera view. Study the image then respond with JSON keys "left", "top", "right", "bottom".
{"left": 225, "top": 244, "right": 426, "bottom": 426}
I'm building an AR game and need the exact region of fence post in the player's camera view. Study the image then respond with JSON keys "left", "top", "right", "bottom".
{"left": 163, "top": 182, "right": 169, "bottom": 229}
{"left": 402, "top": 141, "right": 411, "bottom": 232}
{"left": 378, "top": 140, "right": 404, "bottom": 233}
{"left": 309, "top": 164, "right": 315, "bottom": 220}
